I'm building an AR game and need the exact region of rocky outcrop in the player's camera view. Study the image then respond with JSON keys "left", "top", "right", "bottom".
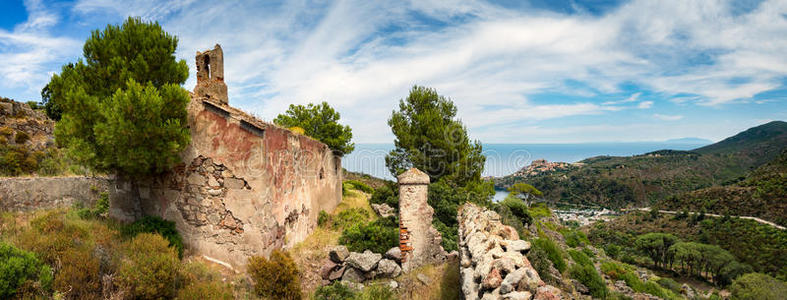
{"left": 458, "top": 203, "right": 565, "bottom": 300}
{"left": 320, "top": 247, "right": 402, "bottom": 284}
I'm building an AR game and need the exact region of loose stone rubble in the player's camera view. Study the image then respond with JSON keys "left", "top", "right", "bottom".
{"left": 458, "top": 203, "right": 564, "bottom": 300}
{"left": 321, "top": 246, "right": 402, "bottom": 284}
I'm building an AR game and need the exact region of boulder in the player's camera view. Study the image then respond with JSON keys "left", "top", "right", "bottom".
{"left": 505, "top": 240, "right": 531, "bottom": 253}
{"left": 500, "top": 268, "right": 525, "bottom": 294}
{"left": 417, "top": 273, "right": 431, "bottom": 285}
{"left": 492, "top": 257, "right": 516, "bottom": 275}
{"left": 341, "top": 267, "right": 365, "bottom": 283}
{"left": 481, "top": 287, "right": 501, "bottom": 300}
{"left": 503, "top": 291, "right": 533, "bottom": 300}
{"left": 345, "top": 250, "right": 382, "bottom": 272}
{"left": 328, "top": 265, "right": 346, "bottom": 281}
{"left": 517, "top": 267, "right": 542, "bottom": 293}
{"left": 376, "top": 259, "right": 401, "bottom": 278}
{"left": 534, "top": 285, "right": 562, "bottom": 300}
{"left": 388, "top": 280, "right": 399, "bottom": 290}
{"left": 461, "top": 267, "right": 479, "bottom": 300}
{"left": 330, "top": 245, "right": 350, "bottom": 263}
{"left": 384, "top": 247, "right": 402, "bottom": 263}
{"left": 371, "top": 203, "right": 395, "bottom": 218}
{"left": 482, "top": 268, "right": 503, "bottom": 290}
{"left": 320, "top": 260, "right": 338, "bottom": 280}
{"left": 572, "top": 279, "right": 589, "bottom": 295}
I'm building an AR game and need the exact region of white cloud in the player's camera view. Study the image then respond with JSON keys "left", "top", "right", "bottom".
{"left": 637, "top": 101, "right": 653, "bottom": 109}
{"left": 1, "top": 0, "right": 782, "bottom": 142}
{"left": 653, "top": 114, "right": 683, "bottom": 121}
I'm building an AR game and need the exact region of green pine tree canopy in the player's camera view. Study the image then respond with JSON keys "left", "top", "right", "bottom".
{"left": 386, "top": 85, "right": 486, "bottom": 186}
{"left": 46, "top": 17, "right": 190, "bottom": 176}
{"left": 273, "top": 101, "right": 355, "bottom": 155}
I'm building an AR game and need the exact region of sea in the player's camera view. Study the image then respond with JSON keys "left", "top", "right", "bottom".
{"left": 341, "top": 142, "right": 710, "bottom": 202}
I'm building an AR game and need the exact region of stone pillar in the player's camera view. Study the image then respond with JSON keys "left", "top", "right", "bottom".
{"left": 194, "top": 44, "right": 229, "bottom": 105}
{"left": 398, "top": 168, "right": 444, "bottom": 272}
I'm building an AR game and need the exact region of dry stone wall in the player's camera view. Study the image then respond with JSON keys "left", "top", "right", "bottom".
{"left": 458, "top": 203, "right": 564, "bottom": 300}
{"left": 0, "top": 176, "right": 111, "bottom": 212}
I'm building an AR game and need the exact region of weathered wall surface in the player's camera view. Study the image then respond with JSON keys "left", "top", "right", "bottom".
{"left": 458, "top": 203, "right": 564, "bottom": 300}
{"left": 110, "top": 96, "right": 343, "bottom": 267}
{"left": 0, "top": 176, "right": 111, "bottom": 212}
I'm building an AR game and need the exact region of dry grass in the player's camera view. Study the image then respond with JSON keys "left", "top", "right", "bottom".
{"left": 394, "top": 258, "right": 462, "bottom": 300}
{"left": 290, "top": 186, "right": 373, "bottom": 296}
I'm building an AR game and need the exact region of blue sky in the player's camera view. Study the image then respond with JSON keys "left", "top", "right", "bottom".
{"left": 0, "top": 0, "right": 785, "bottom": 143}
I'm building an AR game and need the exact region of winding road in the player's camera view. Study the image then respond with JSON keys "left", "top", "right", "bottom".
{"left": 624, "top": 207, "right": 785, "bottom": 230}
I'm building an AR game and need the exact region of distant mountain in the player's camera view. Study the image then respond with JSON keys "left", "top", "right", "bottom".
{"left": 664, "top": 137, "right": 713, "bottom": 144}
{"left": 495, "top": 121, "right": 787, "bottom": 209}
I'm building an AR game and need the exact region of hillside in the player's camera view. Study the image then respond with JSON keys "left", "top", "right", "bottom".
{"left": 495, "top": 121, "right": 787, "bottom": 209}
{"left": 657, "top": 150, "right": 787, "bottom": 226}
{"left": 0, "top": 97, "right": 61, "bottom": 176}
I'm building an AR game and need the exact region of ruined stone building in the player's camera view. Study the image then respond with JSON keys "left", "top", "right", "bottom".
{"left": 110, "top": 44, "right": 343, "bottom": 267}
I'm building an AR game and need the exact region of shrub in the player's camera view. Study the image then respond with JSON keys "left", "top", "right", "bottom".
{"left": 562, "top": 229, "right": 590, "bottom": 248}
{"left": 333, "top": 208, "right": 370, "bottom": 230}
{"left": 345, "top": 180, "right": 374, "bottom": 194}
{"left": 0, "top": 242, "right": 53, "bottom": 299}
{"left": 54, "top": 247, "right": 102, "bottom": 298}
{"left": 501, "top": 195, "right": 532, "bottom": 225}
{"left": 14, "top": 131, "right": 30, "bottom": 144}
{"left": 605, "top": 244, "right": 622, "bottom": 259}
{"left": 314, "top": 281, "right": 356, "bottom": 300}
{"left": 533, "top": 238, "right": 566, "bottom": 272}
{"left": 493, "top": 203, "right": 527, "bottom": 238}
{"left": 122, "top": 216, "right": 184, "bottom": 258}
{"left": 569, "top": 264, "right": 607, "bottom": 299}
{"left": 177, "top": 281, "right": 233, "bottom": 300}
{"left": 118, "top": 233, "right": 179, "bottom": 299}
{"left": 318, "top": 210, "right": 332, "bottom": 227}
{"left": 528, "top": 202, "right": 552, "bottom": 218}
{"left": 247, "top": 250, "right": 301, "bottom": 300}
{"left": 657, "top": 277, "right": 681, "bottom": 293}
{"left": 339, "top": 217, "right": 399, "bottom": 253}
{"left": 527, "top": 243, "right": 557, "bottom": 285}
{"left": 0, "top": 126, "right": 12, "bottom": 137}
{"left": 433, "top": 219, "right": 458, "bottom": 252}
{"left": 357, "top": 284, "right": 397, "bottom": 300}
{"left": 77, "top": 192, "right": 110, "bottom": 219}
{"left": 730, "top": 273, "right": 787, "bottom": 300}
{"left": 582, "top": 247, "right": 595, "bottom": 258}
{"left": 369, "top": 183, "right": 398, "bottom": 208}
{"left": 568, "top": 249, "right": 593, "bottom": 267}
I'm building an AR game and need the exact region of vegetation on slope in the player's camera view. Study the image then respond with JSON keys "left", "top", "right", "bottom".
{"left": 496, "top": 121, "right": 787, "bottom": 209}
{"left": 658, "top": 150, "right": 787, "bottom": 226}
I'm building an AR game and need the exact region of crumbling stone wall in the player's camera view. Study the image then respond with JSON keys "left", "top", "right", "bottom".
{"left": 0, "top": 176, "right": 111, "bottom": 212}
{"left": 194, "top": 44, "right": 228, "bottom": 105}
{"left": 110, "top": 45, "right": 343, "bottom": 268}
{"left": 458, "top": 203, "right": 564, "bottom": 300}
{"left": 397, "top": 168, "right": 446, "bottom": 272}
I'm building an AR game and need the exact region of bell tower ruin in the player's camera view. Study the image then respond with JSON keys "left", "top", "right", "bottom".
{"left": 194, "top": 44, "right": 228, "bottom": 105}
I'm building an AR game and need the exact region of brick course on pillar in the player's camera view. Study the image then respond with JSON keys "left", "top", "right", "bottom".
{"left": 398, "top": 168, "right": 445, "bottom": 272}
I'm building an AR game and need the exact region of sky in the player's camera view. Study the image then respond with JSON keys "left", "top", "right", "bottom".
{"left": 0, "top": 0, "right": 785, "bottom": 143}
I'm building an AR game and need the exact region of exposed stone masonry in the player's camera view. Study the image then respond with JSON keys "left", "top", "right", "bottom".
{"left": 459, "top": 203, "right": 564, "bottom": 300}
{"left": 397, "top": 168, "right": 446, "bottom": 272}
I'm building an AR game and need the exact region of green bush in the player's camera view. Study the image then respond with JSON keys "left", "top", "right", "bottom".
{"left": 562, "top": 229, "right": 590, "bottom": 248}
{"left": 433, "top": 219, "right": 458, "bottom": 252}
{"left": 568, "top": 249, "right": 593, "bottom": 267}
{"left": 493, "top": 203, "right": 527, "bottom": 238}
{"left": 0, "top": 242, "right": 53, "bottom": 299}
{"left": 318, "top": 210, "right": 332, "bottom": 227}
{"left": 14, "top": 131, "right": 29, "bottom": 144}
{"left": 339, "top": 216, "right": 399, "bottom": 253}
{"left": 357, "top": 284, "right": 397, "bottom": 300}
{"left": 657, "top": 277, "right": 681, "bottom": 293}
{"left": 500, "top": 195, "right": 532, "bottom": 225}
{"left": 314, "top": 281, "right": 356, "bottom": 300}
{"left": 118, "top": 233, "right": 180, "bottom": 299}
{"left": 569, "top": 264, "right": 607, "bottom": 299}
{"left": 247, "top": 250, "right": 301, "bottom": 300}
{"left": 334, "top": 208, "right": 370, "bottom": 230}
{"left": 122, "top": 216, "right": 184, "bottom": 258}
{"left": 582, "top": 247, "right": 595, "bottom": 258}
{"left": 527, "top": 244, "right": 557, "bottom": 285}
{"left": 77, "top": 192, "right": 110, "bottom": 219}
{"left": 730, "top": 273, "right": 787, "bottom": 300}
{"left": 604, "top": 244, "right": 622, "bottom": 259}
{"left": 345, "top": 180, "right": 374, "bottom": 194}
{"left": 369, "top": 183, "right": 398, "bottom": 208}
{"left": 533, "top": 238, "right": 566, "bottom": 272}
{"left": 343, "top": 182, "right": 356, "bottom": 197}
